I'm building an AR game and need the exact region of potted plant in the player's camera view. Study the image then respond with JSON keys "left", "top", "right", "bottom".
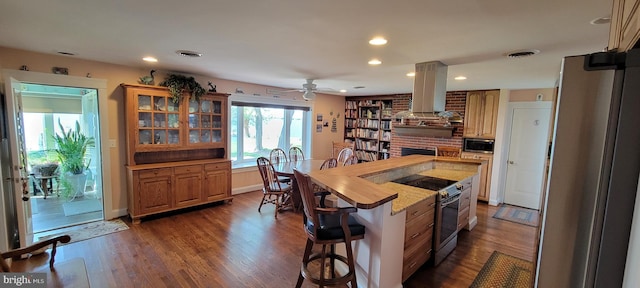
{"left": 159, "top": 74, "right": 206, "bottom": 103}
{"left": 53, "top": 120, "right": 94, "bottom": 199}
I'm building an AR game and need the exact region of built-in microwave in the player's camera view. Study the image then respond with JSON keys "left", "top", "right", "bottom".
{"left": 463, "top": 138, "right": 495, "bottom": 154}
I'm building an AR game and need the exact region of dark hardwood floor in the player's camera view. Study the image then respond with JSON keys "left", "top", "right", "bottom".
{"left": 16, "top": 191, "right": 537, "bottom": 287}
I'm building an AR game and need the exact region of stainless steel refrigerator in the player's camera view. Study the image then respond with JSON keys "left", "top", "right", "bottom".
{"left": 536, "top": 50, "right": 640, "bottom": 287}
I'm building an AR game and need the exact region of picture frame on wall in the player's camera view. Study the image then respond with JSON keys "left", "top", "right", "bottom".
{"left": 317, "top": 113, "right": 323, "bottom": 122}
{"left": 316, "top": 124, "right": 322, "bottom": 132}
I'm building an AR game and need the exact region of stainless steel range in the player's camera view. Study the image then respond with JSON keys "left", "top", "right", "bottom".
{"left": 391, "top": 174, "right": 463, "bottom": 265}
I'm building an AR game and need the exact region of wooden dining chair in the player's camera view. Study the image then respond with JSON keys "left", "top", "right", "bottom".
{"left": 269, "top": 148, "right": 288, "bottom": 164}
{"left": 336, "top": 148, "right": 354, "bottom": 165}
{"left": 289, "top": 147, "right": 305, "bottom": 161}
{"left": 1, "top": 235, "right": 71, "bottom": 272}
{"left": 319, "top": 158, "right": 338, "bottom": 170}
{"left": 436, "top": 146, "right": 462, "bottom": 158}
{"left": 342, "top": 155, "right": 359, "bottom": 166}
{"left": 293, "top": 169, "right": 365, "bottom": 288}
{"left": 256, "top": 157, "right": 293, "bottom": 218}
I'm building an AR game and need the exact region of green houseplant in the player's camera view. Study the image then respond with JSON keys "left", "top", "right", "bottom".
{"left": 159, "top": 74, "right": 206, "bottom": 103}
{"left": 53, "top": 120, "right": 94, "bottom": 199}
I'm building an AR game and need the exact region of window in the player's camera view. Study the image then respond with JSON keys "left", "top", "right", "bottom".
{"left": 230, "top": 95, "right": 312, "bottom": 167}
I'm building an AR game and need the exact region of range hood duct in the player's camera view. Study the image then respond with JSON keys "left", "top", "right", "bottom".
{"left": 411, "top": 61, "right": 448, "bottom": 116}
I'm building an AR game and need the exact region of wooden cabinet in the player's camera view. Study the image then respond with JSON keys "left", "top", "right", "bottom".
{"left": 402, "top": 195, "right": 436, "bottom": 282}
{"left": 204, "top": 162, "right": 231, "bottom": 201}
{"left": 136, "top": 168, "right": 173, "bottom": 215}
{"left": 344, "top": 97, "right": 393, "bottom": 162}
{"left": 174, "top": 165, "right": 203, "bottom": 208}
{"left": 463, "top": 90, "right": 500, "bottom": 139}
{"left": 122, "top": 84, "right": 232, "bottom": 223}
{"left": 609, "top": 0, "right": 640, "bottom": 52}
{"left": 461, "top": 152, "right": 493, "bottom": 201}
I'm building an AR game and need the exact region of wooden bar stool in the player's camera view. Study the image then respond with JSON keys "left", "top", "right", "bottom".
{"left": 293, "top": 170, "right": 365, "bottom": 288}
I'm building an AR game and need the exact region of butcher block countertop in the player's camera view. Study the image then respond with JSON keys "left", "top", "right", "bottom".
{"left": 308, "top": 155, "right": 482, "bottom": 212}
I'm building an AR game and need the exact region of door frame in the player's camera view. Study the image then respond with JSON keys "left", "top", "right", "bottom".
{"left": 2, "top": 70, "right": 114, "bottom": 234}
{"left": 497, "top": 101, "right": 553, "bottom": 206}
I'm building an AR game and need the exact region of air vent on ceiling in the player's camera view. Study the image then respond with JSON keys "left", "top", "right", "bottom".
{"left": 176, "top": 50, "right": 203, "bottom": 57}
{"left": 507, "top": 50, "right": 540, "bottom": 58}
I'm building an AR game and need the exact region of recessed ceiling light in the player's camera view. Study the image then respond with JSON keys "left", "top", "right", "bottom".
{"left": 590, "top": 16, "right": 611, "bottom": 25}
{"left": 57, "top": 51, "right": 75, "bottom": 56}
{"left": 406, "top": 72, "right": 415, "bottom": 77}
{"left": 454, "top": 76, "right": 467, "bottom": 80}
{"left": 369, "top": 37, "right": 388, "bottom": 45}
{"left": 176, "top": 50, "right": 203, "bottom": 57}
{"left": 368, "top": 59, "right": 382, "bottom": 65}
{"left": 339, "top": 89, "right": 347, "bottom": 93}
{"left": 143, "top": 57, "right": 158, "bottom": 62}
{"left": 506, "top": 49, "right": 540, "bottom": 58}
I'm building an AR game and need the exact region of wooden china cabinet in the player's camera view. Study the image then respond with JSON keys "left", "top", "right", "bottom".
{"left": 121, "top": 84, "right": 232, "bottom": 224}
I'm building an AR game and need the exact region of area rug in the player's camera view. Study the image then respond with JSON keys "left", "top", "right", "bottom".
{"left": 493, "top": 204, "right": 539, "bottom": 227}
{"left": 38, "top": 219, "right": 129, "bottom": 245}
{"left": 62, "top": 199, "right": 102, "bottom": 216}
{"left": 470, "top": 251, "right": 533, "bottom": 288}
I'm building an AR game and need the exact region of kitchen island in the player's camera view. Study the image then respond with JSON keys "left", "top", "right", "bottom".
{"left": 308, "top": 155, "right": 482, "bottom": 288}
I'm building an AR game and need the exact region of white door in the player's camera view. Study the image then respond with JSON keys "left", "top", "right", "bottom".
{"left": 4, "top": 77, "right": 34, "bottom": 247}
{"left": 504, "top": 104, "right": 552, "bottom": 210}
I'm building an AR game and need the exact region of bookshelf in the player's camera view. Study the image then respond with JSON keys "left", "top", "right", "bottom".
{"left": 344, "top": 97, "right": 393, "bottom": 162}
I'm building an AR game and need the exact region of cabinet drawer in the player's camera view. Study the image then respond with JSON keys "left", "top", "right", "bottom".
{"left": 138, "top": 168, "right": 172, "bottom": 179}
{"left": 205, "top": 162, "right": 231, "bottom": 171}
{"left": 174, "top": 164, "right": 203, "bottom": 174}
{"left": 402, "top": 240, "right": 432, "bottom": 282}
{"left": 460, "top": 189, "right": 471, "bottom": 210}
{"left": 458, "top": 207, "right": 470, "bottom": 231}
{"left": 406, "top": 196, "right": 436, "bottom": 223}
{"left": 405, "top": 212, "right": 435, "bottom": 250}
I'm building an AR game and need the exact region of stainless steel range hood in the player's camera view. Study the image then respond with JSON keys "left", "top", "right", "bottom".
{"left": 394, "top": 61, "right": 460, "bottom": 138}
{"left": 411, "top": 61, "right": 447, "bottom": 117}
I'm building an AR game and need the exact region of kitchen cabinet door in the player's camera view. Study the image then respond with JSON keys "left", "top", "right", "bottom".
{"left": 479, "top": 90, "right": 500, "bottom": 138}
{"left": 137, "top": 173, "right": 173, "bottom": 215}
{"left": 174, "top": 165, "right": 203, "bottom": 207}
{"left": 204, "top": 162, "right": 231, "bottom": 201}
{"left": 463, "top": 91, "right": 483, "bottom": 138}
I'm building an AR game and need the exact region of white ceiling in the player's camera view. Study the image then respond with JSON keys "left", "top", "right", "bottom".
{"left": 0, "top": 0, "right": 612, "bottom": 96}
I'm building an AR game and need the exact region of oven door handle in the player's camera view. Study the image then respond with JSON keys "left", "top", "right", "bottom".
{"left": 440, "top": 195, "right": 461, "bottom": 206}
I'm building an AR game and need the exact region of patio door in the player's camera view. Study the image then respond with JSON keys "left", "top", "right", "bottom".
{"left": 4, "top": 77, "right": 34, "bottom": 247}
{"left": 2, "top": 70, "right": 110, "bottom": 248}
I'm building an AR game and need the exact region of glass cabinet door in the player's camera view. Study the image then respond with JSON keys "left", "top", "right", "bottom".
{"left": 187, "top": 97, "right": 224, "bottom": 145}
{"left": 137, "top": 93, "right": 180, "bottom": 146}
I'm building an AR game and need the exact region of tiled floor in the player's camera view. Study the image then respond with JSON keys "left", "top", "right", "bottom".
{"left": 30, "top": 190, "right": 103, "bottom": 235}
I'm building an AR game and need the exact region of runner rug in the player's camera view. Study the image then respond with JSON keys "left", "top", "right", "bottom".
{"left": 470, "top": 251, "right": 533, "bottom": 288}
{"left": 38, "top": 219, "right": 129, "bottom": 245}
{"left": 492, "top": 204, "right": 540, "bottom": 227}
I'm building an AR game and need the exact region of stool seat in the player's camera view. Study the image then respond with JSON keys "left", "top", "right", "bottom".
{"left": 306, "top": 214, "right": 365, "bottom": 241}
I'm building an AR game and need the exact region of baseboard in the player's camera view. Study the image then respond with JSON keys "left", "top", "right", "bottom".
{"left": 488, "top": 199, "right": 500, "bottom": 206}
{"left": 467, "top": 216, "right": 478, "bottom": 231}
{"left": 232, "top": 184, "right": 262, "bottom": 195}
{"left": 111, "top": 208, "right": 128, "bottom": 219}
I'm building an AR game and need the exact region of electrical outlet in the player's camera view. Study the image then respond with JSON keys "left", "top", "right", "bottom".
{"left": 536, "top": 94, "right": 543, "bottom": 101}
{"left": 109, "top": 139, "right": 116, "bottom": 148}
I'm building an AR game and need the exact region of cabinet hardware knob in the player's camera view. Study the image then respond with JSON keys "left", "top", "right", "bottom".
{"left": 411, "top": 232, "right": 420, "bottom": 239}
{"left": 428, "top": 223, "right": 434, "bottom": 228}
